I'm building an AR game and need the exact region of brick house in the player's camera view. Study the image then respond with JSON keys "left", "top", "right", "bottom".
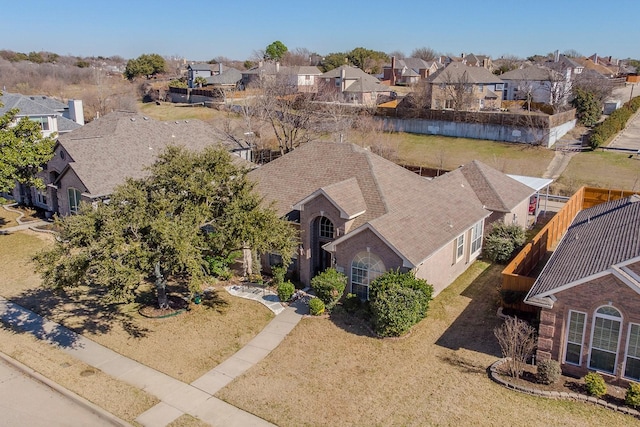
{"left": 318, "top": 66, "right": 392, "bottom": 107}
{"left": 248, "top": 141, "right": 539, "bottom": 298}
{"left": 425, "top": 62, "right": 505, "bottom": 111}
{"left": 43, "top": 111, "right": 250, "bottom": 216}
{"left": 524, "top": 195, "right": 640, "bottom": 383}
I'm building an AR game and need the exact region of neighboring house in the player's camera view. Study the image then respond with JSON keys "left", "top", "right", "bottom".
{"left": 43, "top": 111, "right": 250, "bottom": 216}
{"left": 278, "top": 66, "right": 322, "bottom": 93}
{"left": 573, "top": 57, "right": 617, "bottom": 79}
{"left": 187, "top": 62, "right": 223, "bottom": 88}
{"left": 543, "top": 53, "right": 584, "bottom": 81}
{"left": 524, "top": 195, "right": 640, "bottom": 384}
{"left": 425, "top": 62, "right": 505, "bottom": 111}
{"left": 499, "top": 66, "right": 570, "bottom": 104}
{"left": 248, "top": 141, "right": 497, "bottom": 298}
{"left": 0, "top": 92, "right": 84, "bottom": 138}
{"left": 456, "top": 160, "right": 537, "bottom": 230}
{"left": 204, "top": 67, "right": 243, "bottom": 90}
{"left": 463, "top": 53, "right": 493, "bottom": 70}
{"left": 241, "top": 62, "right": 282, "bottom": 88}
{"left": 319, "top": 66, "right": 392, "bottom": 106}
{"left": 383, "top": 57, "right": 440, "bottom": 85}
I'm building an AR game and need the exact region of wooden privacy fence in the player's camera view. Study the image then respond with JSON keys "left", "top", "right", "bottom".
{"left": 501, "top": 186, "right": 638, "bottom": 312}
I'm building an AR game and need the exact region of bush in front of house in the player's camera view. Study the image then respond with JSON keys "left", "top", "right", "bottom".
{"left": 369, "top": 270, "right": 433, "bottom": 337}
{"left": 309, "top": 297, "right": 325, "bottom": 316}
{"left": 483, "top": 223, "right": 526, "bottom": 264}
{"left": 343, "top": 293, "right": 361, "bottom": 314}
{"left": 310, "top": 268, "right": 347, "bottom": 311}
{"left": 584, "top": 372, "right": 607, "bottom": 398}
{"left": 271, "top": 265, "right": 286, "bottom": 286}
{"left": 536, "top": 359, "right": 562, "bottom": 385}
{"left": 625, "top": 382, "right": 640, "bottom": 408}
{"left": 277, "top": 281, "right": 295, "bottom": 302}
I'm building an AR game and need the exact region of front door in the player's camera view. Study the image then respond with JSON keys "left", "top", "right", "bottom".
{"left": 311, "top": 216, "right": 335, "bottom": 278}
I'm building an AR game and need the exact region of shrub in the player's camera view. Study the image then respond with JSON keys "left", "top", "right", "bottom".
{"left": 277, "top": 281, "right": 295, "bottom": 302}
{"left": 626, "top": 382, "right": 640, "bottom": 408}
{"left": 369, "top": 270, "right": 433, "bottom": 337}
{"left": 205, "top": 252, "right": 238, "bottom": 280}
{"left": 483, "top": 223, "right": 526, "bottom": 263}
{"left": 343, "top": 293, "right": 361, "bottom": 314}
{"left": 310, "top": 268, "right": 347, "bottom": 311}
{"left": 494, "top": 317, "right": 537, "bottom": 378}
{"left": 584, "top": 372, "right": 607, "bottom": 398}
{"left": 309, "top": 297, "right": 325, "bottom": 316}
{"left": 271, "top": 265, "right": 286, "bottom": 286}
{"left": 536, "top": 359, "right": 561, "bottom": 385}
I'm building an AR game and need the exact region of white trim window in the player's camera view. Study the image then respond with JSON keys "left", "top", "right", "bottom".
{"left": 68, "top": 187, "right": 82, "bottom": 214}
{"left": 589, "top": 306, "right": 622, "bottom": 374}
{"left": 455, "top": 233, "right": 465, "bottom": 262}
{"left": 625, "top": 323, "right": 640, "bottom": 381}
{"left": 564, "top": 310, "right": 587, "bottom": 365}
{"left": 470, "top": 221, "right": 483, "bottom": 254}
{"left": 350, "top": 252, "right": 385, "bottom": 301}
{"left": 319, "top": 216, "right": 334, "bottom": 239}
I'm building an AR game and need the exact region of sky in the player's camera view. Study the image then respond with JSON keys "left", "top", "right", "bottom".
{"left": 2, "top": 0, "right": 639, "bottom": 62}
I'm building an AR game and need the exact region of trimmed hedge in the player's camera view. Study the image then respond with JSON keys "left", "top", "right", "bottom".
{"left": 483, "top": 223, "right": 526, "bottom": 264}
{"left": 626, "top": 382, "right": 640, "bottom": 408}
{"left": 536, "top": 359, "right": 561, "bottom": 385}
{"left": 309, "top": 297, "right": 325, "bottom": 316}
{"left": 584, "top": 372, "right": 607, "bottom": 398}
{"left": 589, "top": 96, "right": 640, "bottom": 149}
{"left": 277, "top": 281, "right": 295, "bottom": 302}
{"left": 310, "top": 268, "right": 347, "bottom": 311}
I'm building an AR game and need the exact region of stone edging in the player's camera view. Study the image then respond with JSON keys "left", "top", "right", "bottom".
{"left": 489, "top": 358, "right": 640, "bottom": 419}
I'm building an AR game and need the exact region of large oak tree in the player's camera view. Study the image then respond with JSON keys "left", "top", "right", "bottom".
{"left": 34, "top": 145, "right": 297, "bottom": 308}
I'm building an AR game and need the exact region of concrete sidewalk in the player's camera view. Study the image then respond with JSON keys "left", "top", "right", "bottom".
{"left": 0, "top": 294, "right": 308, "bottom": 426}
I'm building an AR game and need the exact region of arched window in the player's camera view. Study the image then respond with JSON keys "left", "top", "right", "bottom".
{"left": 68, "top": 188, "right": 82, "bottom": 214}
{"left": 319, "top": 216, "right": 334, "bottom": 239}
{"left": 350, "top": 252, "right": 385, "bottom": 300}
{"left": 589, "top": 306, "right": 622, "bottom": 374}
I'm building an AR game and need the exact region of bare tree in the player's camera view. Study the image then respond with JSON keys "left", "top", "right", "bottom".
{"left": 494, "top": 316, "right": 537, "bottom": 378}
{"left": 411, "top": 47, "right": 438, "bottom": 61}
{"left": 388, "top": 50, "right": 405, "bottom": 60}
{"left": 282, "top": 47, "right": 314, "bottom": 66}
{"left": 441, "top": 69, "right": 475, "bottom": 111}
{"left": 573, "top": 70, "right": 615, "bottom": 104}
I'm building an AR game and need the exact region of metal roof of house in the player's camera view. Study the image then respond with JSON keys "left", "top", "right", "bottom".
{"left": 507, "top": 174, "right": 553, "bottom": 192}
{"left": 525, "top": 195, "right": 640, "bottom": 306}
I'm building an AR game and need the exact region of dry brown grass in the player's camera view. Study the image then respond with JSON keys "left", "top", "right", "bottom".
{"left": 167, "top": 414, "right": 212, "bottom": 427}
{"left": 218, "top": 262, "right": 637, "bottom": 426}
{"left": 0, "top": 327, "right": 158, "bottom": 423}
{"left": 0, "top": 205, "right": 20, "bottom": 228}
{"left": 0, "top": 230, "right": 274, "bottom": 383}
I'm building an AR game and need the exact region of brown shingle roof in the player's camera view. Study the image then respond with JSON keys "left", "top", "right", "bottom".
{"left": 458, "top": 160, "right": 535, "bottom": 213}
{"left": 525, "top": 195, "right": 640, "bottom": 305}
{"left": 428, "top": 62, "right": 504, "bottom": 84}
{"left": 56, "top": 111, "right": 239, "bottom": 197}
{"left": 249, "top": 141, "right": 489, "bottom": 266}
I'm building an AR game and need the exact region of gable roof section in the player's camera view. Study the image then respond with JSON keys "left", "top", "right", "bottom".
{"left": 56, "top": 111, "right": 238, "bottom": 197}
{"left": 458, "top": 160, "right": 536, "bottom": 212}
{"left": 525, "top": 195, "right": 640, "bottom": 305}
{"left": 321, "top": 66, "right": 379, "bottom": 83}
{"left": 428, "top": 63, "right": 503, "bottom": 85}
{"left": 249, "top": 141, "right": 489, "bottom": 267}
{"left": 205, "top": 68, "right": 242, "bottom": 85}
{"left": 293, "top": 177, "right": 367, "bottom": 220}
{"left": 0, "top": 92, "right": 61, "bottom": 116}
{"left": 499, "top": 66, "right": 560, "bottom": 81}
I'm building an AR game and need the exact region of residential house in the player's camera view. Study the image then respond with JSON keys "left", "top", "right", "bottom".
{"left": 383, "top": 57, "right": 440, "bottom": 85}
{"left": 499, "top": 66, "right": 570, "bottom": 105}
{"left": 463, "top": 53, "right": 493, "bottom": 70}
{"left": 573, "top": 57, "right": 617, "bottom": 79}
{"left": 319, "top": 65, "right": 392, "bottom": 107}
{"left": 0, "top": 92, "right": 84, "bottom": 138}
{"left": 524, "top": 195, "right": 640, "bottom": 384}
{"left": 187, "top": 62, "right": 223, "bottom": 88}
{"left": 425, "top": 62, "right": 505, "bottom": 111}
{"left": 204, "top": 67, "right": 243, "bottom": 90}
{"left": 241, "top": 62, "right": 282, "bottom": 88}
{"left": 543, "top": 53, "right": 584, "bottom": 81}
{"left": 44, "top": 111, "right": 250, "bottom": 216}
{"left": 248, "top": 141, "right": 503, "bottom": 297}
{"left": 278, "top": 66, "right": 323, "bottom": 93}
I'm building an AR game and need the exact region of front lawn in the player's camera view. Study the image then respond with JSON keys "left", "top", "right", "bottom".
{"left": 217, "top": 261, "right": 636, "bottom": 426}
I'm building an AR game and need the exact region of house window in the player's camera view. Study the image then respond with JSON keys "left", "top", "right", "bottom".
{"left": 455, "top": 234, "right": 465, "bottom": 261}
{"left": 625, "top": 323, "right": 640, "bottom": 380}
{"left": 350, "top": 251, "right": 385, "bottom": 300}
{"left": 589, "top": 306, "right": 622, "bottom": 374}
{"left": 495, "top": 83, "right": 504, "bottom": 91}
{"left": 68, "top": 187, "right": 82, "bottom": 214}
{"left": 31, "top": 116, "right": 50, "bottom": 131}
{"left": 319, "top": 216, "right": 334, "bottom": 239}
{"left": 35, "top": 189, "right": 47, "bottom": 206}
{"left": 470, "top": 221, "right": 483, "bottom": 254}
{"left": 445, "top": 99, "right": 454, "bottom": 109}
{"left": 477, "top": 84, "right": 483, "bottom": 93}
{"left": 565, "top": 310, "right": 587, "bottom": 365}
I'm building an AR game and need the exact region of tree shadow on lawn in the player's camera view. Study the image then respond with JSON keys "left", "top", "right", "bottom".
{"left": 434, "top": 263, "right": 504, "bottom": 358}
{"left": 2, "top": 285, "right": 151, "bottom": 348}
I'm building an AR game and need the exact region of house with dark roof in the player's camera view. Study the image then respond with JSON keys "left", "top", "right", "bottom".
{"left": 0, "top": 92, "right": 84, "bottom": 138}
{"left": 241, "top": 62, "right": 322, "bottom": 93}
{"left": 319, "top": 66, "right": 392, "bottom": 107}
{"left": 524, "top": 195, "right": 640, "bottom": 383}
{"left": 383, "top": 57, "right": 440, "bottom": 85}
{"left": 187, "top": 63, "right": 223, "bottom": 88}
{"left": 43, "top": 111, "right": 250, "bottom": 216}
{"left": 425, "top": 63, "right": 505, "bottom": 111}
{"left": 499, "top": 66, "right": 569, "bottom": 104}
{"left": 249, "top": 141, "right": 538, "bottom": 298}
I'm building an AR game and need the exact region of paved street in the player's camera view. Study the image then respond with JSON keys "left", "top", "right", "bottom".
{"left": 608, "top": 84, "right": 640, "bottom": 152}
{"left": 0, "top": 357, "right": 117, "bottom": 427}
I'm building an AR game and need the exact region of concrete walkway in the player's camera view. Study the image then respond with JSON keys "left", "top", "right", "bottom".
{"left": 1, "top": 203, "right": 51, "bottom": 234}
{"left": 0, "top": 292, "right": 308, "bottom": 426}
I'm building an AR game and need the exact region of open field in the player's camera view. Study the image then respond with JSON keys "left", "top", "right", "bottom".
{"left": 555, "top": 150, "right": 640, "bottom": 193}
{"left": 218, "top": 262, "right": 637, "bottom": 426}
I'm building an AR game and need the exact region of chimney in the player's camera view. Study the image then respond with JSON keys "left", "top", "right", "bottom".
{"left": 340, "top": 67, "right": 346, "bottom": 92}
{"left": 390, "top": 56, "right": 397, "bottom": 86}
{"left": 594, "top": 54, "right": 598, "bottom": 65}
{"left": 461, "top": 53, "right": 465, "bottom": 59}
{"left": 68, "top": 99, "right": 84, "bottom": 125}
{"left": 219, "top": 62, "right": 223, "bottom": 73}
{"left": 554, "top": 50, "right": 560, "bottom": 63}
{"left": 276, "top": 62, "right": 280, "bottom": 72}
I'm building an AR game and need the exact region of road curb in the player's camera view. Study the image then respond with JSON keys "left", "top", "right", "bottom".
{"left": 0, "top": 351, "right": 132, "bottom": 427}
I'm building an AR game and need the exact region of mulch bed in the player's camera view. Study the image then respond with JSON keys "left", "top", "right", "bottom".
{"left": 138, "top": 295, "right": 190, "bottom": 318}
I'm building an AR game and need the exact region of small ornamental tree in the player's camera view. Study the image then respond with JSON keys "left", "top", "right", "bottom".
{"left": 584, "top": 372, "right": 607, "bottom": 398}
{"left": 310, "top": 268, "right": 347, "bottom": 310}
{"left": 369, "top": 270, "right": 433, "bottom": 337}
{"left": 484, "top": 223, "right": 526, "bottom": 264}
{"left": 571, "top": 88, "right": 601, "bottom": 127}
{"left": 494, "top": 316, "right": 537, "bottom": 378}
